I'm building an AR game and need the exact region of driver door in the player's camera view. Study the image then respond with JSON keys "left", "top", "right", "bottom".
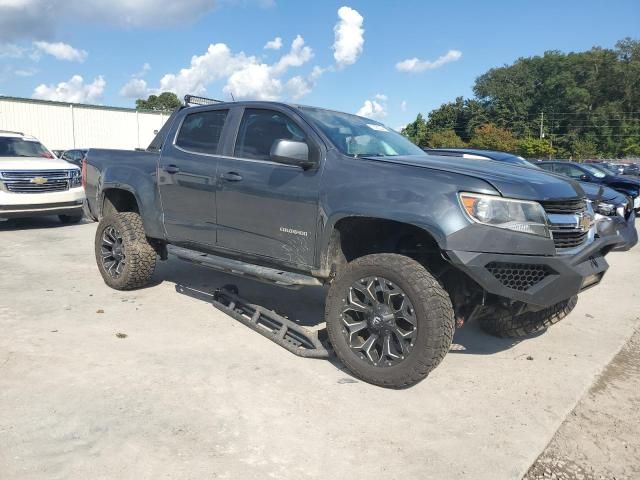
{"left": 215, "top": 107, "right": 322, "bottom": 267}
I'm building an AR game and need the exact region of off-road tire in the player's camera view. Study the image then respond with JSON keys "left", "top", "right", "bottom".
{"left": 59, "top": 213, "right": 83, "bottom": 224}
{"left": 95, "top": 212, "right": 156, "bottom": 290}
{"left": 478, "top": 296, "right": 578, "bottom": 338}
{"left": 326, "top": 254, "right": 455, "bottom": 389}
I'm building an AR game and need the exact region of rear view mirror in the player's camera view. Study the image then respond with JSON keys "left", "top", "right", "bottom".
{"left": 270, "top": 139, "right": 315, "bottom": 169}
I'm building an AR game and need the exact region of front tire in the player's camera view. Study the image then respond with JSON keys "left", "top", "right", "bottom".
{"left": 478, "top": 296, "right": 578, "bottom": 338}
{"left": 95, "top": 212, "right": 156, "bottom": 290}
{"left": 326, "top": 254, "right": 454, "bottom": 389}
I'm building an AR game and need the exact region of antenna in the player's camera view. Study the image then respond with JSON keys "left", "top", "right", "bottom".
{"left": 230, "top": 92, "right": 236, "bottom": 102}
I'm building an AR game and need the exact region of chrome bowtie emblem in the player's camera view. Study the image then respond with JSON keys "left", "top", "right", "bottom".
{"left": 30, "top": 176, "right": 48, "bottom": 185}
{"left": 577, "top": 212, "right": 593, "bottom": 232}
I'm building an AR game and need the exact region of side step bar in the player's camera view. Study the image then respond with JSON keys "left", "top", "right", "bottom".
{"left": 175, "top": 284, "right": 331, "bottom": 359}
{"left": 168, "top": 245, "right": 322, "bottom": 288}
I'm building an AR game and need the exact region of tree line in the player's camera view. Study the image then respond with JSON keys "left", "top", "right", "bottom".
{"left": 401, "top": 38, "right": 640, "bottom": 160}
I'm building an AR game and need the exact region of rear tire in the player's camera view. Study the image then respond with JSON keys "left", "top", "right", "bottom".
{"left": 59, "top": 213, "right": 83, "bottom": 224}
{"left": 95, "top": 212, "right": 156, "bottom": 290}
{"left": 326, "top": 254, "right": 454, "bottom": 389}
{"left": 478, "top": 296, "right": 578, "bottom": 338}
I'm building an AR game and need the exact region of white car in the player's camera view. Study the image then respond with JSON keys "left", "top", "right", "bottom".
{"left": 0, "top": 130, "right": 85, "bottom": 223}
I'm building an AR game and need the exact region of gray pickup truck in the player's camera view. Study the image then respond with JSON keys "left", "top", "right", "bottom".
{"left": 85, "top": 99, "right": 620, "bottom": 388}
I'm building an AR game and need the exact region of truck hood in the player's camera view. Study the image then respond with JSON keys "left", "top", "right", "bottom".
{"left": 369, "top": 154, "right": 583, "bottom": 201}
{"left": 579, "top": 182, "right": 625, "bottom": 204}
{"left": 0, "top": 156, "right": 78, "bottom": 171}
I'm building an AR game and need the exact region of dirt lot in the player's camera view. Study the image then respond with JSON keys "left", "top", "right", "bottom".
{"left": 1, "top": 217, "right": 639, "bottom": 480}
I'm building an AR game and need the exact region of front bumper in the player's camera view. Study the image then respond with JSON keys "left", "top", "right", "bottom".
{"left": 445, "top": 234, "right": 620, "bottom": 308}
{"left": 597, "top": 211, "right": 638, "bottom": 252}
{"left": 0, "top": 187, "right": 85, "bottom": 219}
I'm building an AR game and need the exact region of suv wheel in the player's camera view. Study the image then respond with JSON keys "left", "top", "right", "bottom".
{"left": 59, "top": 214, "right": 83, "bottom": 224}
{"left": 326, "top": 254, "right": 454, "bottom": 389}
{"left": 95, "top": 212, "right": 156, "bottom": 290}
{"left": 478, "top": 296, "right": 578, "bottom": 338}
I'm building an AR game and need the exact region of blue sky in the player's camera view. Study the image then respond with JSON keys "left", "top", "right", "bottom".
{"left": 0, "top": 0, "right": 638, "bottom": 129}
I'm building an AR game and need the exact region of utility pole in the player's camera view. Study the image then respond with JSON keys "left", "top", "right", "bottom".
{"left": 539, "top": 112, "right": 544, "bottom": 139}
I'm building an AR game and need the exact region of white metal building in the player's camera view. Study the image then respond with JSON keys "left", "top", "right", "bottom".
{"left": 0, "top": 96, "right": 170, "bottom": 151}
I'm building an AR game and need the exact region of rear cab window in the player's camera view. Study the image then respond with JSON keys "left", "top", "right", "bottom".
{"left": 175, "top": 109, "right": 228, "bottom": 155}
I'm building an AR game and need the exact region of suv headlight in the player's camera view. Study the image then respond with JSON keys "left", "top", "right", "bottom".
{"left": 595, "top": 201, "right": 616, "bottom": 216}
{"left": 459, "top": 192, "right": 550, "bottom": 238}
{"left": 70, "top": 169, "right": 82, "bottom": 187}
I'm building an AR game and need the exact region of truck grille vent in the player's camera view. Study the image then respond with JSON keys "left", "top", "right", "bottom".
{"left": 541, "top": 198, "right": 587, "bottom": 214}
{"left": 0, "top": 170, "right": 71, "bottom": 194}
{"left": 486, "top": 262, "right": 554, "bottom": 291}
{"left": 551, "top": 230, "right": 589, "bottom": 249}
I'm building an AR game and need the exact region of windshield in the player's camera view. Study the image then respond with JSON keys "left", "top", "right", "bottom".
{"left": 0, "top": 137, "right": 53, "bottom": 158}
{"left": 581, "top": 164, "right": 607, "bottom": 178}
{"left": 301, "top": 107, "right": 425, "bottom": 157}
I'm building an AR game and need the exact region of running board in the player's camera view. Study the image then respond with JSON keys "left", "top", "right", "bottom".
{"left": 175, "top": 284, "right": 331, "bottom": 359}
{"left": 168, "top": 245, "right": 322, "bottom": 288}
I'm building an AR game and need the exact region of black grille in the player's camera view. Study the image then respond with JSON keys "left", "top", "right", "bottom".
{"left": 541, "top": 198, "right": 587, "bottom": 214}
{"left": 486, "top": 262, "right": 554, "bottom": 291}
{"left": 551, "top": 230, "right": 588, "bottom": 249}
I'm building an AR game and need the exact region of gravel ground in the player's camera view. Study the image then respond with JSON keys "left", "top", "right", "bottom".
{"left": 525, "top": 329, "right": 640, "bottom": 480}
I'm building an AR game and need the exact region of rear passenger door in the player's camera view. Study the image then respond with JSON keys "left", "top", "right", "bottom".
{"left": 158, "top": 107, "right": 230, "bottom": 246}
{"left": 215, "top": 107, "right": 323, "bottom": 268}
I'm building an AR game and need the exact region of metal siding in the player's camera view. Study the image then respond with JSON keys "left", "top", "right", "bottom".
{"left": 0, "top": 98, "right": 168, "bottom": 151}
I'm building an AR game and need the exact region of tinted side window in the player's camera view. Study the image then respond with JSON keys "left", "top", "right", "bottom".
{"left": 538, "top": 163, "right": 555, "bottom": 172}
{"left": 176, "top": 110, "right": 228, "bottom": 155}
{"left": 234, "top": 109, "right": 307, "bottom": 161}
{"left": 554, "top": 164, "right": 584, "bottom": 178}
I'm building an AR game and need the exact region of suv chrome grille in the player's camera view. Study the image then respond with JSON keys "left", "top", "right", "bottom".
{"left": 0, "top": 170, "right": 72, "bottom": 193}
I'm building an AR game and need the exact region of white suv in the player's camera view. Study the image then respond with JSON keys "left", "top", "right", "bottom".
{"left": 0, "top": 130, "right": 85, "bottom": 223}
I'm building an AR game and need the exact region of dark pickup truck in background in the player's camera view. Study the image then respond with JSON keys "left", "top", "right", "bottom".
{"left": 84, "top": 99, "right": 621, "bottom": 388}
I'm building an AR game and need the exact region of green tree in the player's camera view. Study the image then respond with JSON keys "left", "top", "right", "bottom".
{"left": 571, "top": 138, "right": 598, "bottom": 160}
{"left": 401, "top": 113, "right": 429, "bottom": 147}
{"left": 427, "top": 130, "right": 466, "bottom": 148}
{"left": 136, "top": 92, "right": 182, "bottom": 111}
{"left": 470, "top": 123, "right": 517, "bottom": 152}
{"left": 516, "top": 137, "right": 555, "bottom": 159}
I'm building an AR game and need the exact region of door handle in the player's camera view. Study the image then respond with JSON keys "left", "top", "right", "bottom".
{"left": 221, "top": 172, "right": 243, "bottom": 182}
{"left": 162, "top": 164, "right": 180, "bottom": 174}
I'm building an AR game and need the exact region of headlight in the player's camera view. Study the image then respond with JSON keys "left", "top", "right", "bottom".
{"left": 595, "top": 201, "right": 616, "bottom": 216}
{"left": 69, "top": 169, "right": 82, "bottom": 187}
{"left": 459, "top": 192, "right": 550, "bottom": 238}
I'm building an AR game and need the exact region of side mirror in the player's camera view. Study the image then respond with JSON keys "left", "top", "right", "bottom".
{"left": 579, "top": 174, "right": 590, "bottom": 181}
{"left": 270, "top": 139, "right": 315, "bottom": 169}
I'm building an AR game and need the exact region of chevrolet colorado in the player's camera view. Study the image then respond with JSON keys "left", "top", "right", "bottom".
{"left": 84, "top": 100, "right": 620, "bottom": 388}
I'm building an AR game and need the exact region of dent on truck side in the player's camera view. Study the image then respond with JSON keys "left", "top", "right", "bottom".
{"left": 314, "top": 151, "right": 500, "bottom": 275}
{"left": 89, "top": 149, "right": 165, "bottom": 240}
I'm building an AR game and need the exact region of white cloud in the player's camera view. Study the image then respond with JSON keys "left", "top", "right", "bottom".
{"left": 286, "top": 76, "right": 312, "bottom": 100}
{"left": 0, "top": 42, "right": 25, "bottom": 58}
{"left": 396, "top": 49, "right": 462, "bottom": 73}
{"left": 401, "top": 100, "right": 407, "bottom": 111}
{"left": 224, "top": 63, "right": 281, "bottom": 100}
{"left": 356, "top": 96, "right": 387, "bottom": 120}
{"left": 332, "top": 6, "right": 364, "bottom": 68}
{"left": 33, "top": 41, "right": 87, "bottom": 62}
{"left": 32, "top": 74, "right": 105, "bottom": 103}
{"left": 14, "top": 68, "right": 37, "bottom": 77}
{"left": 154, "top": 36, "right": 314, "bottom": 101}
{"left": 0, "top": 0, "right": 220, "bottom": 41}
{"left": 271, "top": 35, "right": 313, "bottom": 75}
{"left": 119, "top": 78, "right": 149, "bottom": 98}
{"left": 264, "top": 36, "right": 282, "bottom": 50}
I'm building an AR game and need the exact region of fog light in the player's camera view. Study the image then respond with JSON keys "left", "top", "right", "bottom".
{"left": 581, "top": 273, "right": 602, "bottom": 289}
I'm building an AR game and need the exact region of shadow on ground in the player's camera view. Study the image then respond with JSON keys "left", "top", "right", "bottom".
{"left": 0, "top": 216, "right": 88, "bottom": 231}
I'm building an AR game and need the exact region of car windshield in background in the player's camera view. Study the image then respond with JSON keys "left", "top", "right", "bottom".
{"left": 0, "top": 137, "right": 53, "bottom": 158}
{"left": 582, "top": 164, "right": 608, "bottom": 178}
{"left": 301, "top": 107, "right": 425, "bottom": 157}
